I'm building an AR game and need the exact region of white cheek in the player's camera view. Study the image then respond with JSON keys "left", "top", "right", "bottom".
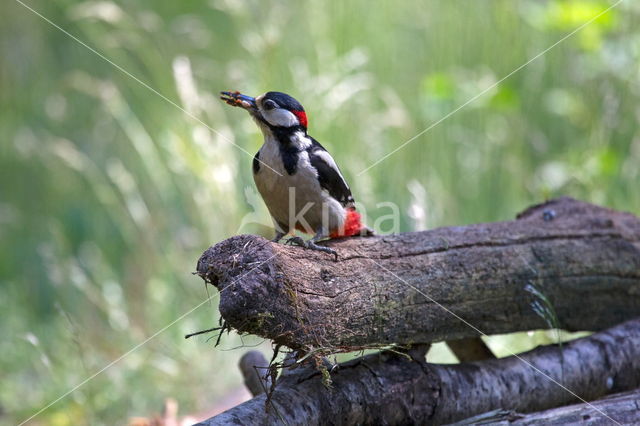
{"left": 263, "top": 109, "right": 299, "bottom": 127}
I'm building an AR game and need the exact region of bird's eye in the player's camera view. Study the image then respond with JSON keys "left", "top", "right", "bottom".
{"left": 263, "top": 100, "right": 277, "bottom": 111}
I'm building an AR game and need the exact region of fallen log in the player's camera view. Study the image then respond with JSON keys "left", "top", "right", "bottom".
{"left": 506, "top": 388, "right": 640, "bottom": 425}
{"left": 197, "top": 317, "right": 640, "bottom": 425}
{"left": 196, "top": 197, "right": 640, "bottom": 352}
{"left": 453, "top": 388, "right": 640, "bottom": 425}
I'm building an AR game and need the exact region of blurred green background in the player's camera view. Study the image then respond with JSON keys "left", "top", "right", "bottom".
{"left": 1, "top": 0, "right": 638, "bottom": 424}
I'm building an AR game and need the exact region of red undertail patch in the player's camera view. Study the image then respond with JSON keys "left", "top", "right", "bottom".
{"left": 331, "top": 209, "right": 363, "bottom": 238}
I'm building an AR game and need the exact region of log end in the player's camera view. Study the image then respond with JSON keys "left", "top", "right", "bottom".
{"left": 196, "top": 234, "right": 275, "bottom": 289}
{"left": 196, "top": 235, "right": 292, "bottom": 340}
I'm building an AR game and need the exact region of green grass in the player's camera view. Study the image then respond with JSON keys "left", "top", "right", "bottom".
{"left": 1, "top": 0, "right": 638, "bottom": 424}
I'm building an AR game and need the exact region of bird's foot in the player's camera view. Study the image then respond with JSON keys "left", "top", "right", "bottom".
{"left": 307, "top": 241, "right": 338, "bottom": 261}
{"left": 284, "top": 236, "right": 306, "bottom": 247}
{"left": 271, "top": 232, "right": 285, "bottom": 243}
{"left": 285, "top": 237, "right": 338, "bottom": 261}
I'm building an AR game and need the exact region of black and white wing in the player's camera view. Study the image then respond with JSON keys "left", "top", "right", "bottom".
{"left": 307, "top": 138, "right": 355, "bottom": 208}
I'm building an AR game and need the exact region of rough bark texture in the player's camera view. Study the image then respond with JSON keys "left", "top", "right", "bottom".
{"left": 196, "top": 197, "right": 640, "bottom": 352}
{"left": 464, "top": 388, "right": 640, "bottom": 425}
{"left": 508, "top": 388, "right": 640, "bottom": 425}
{"left": 197, "top": 318, "right": 640, "bottom": 425}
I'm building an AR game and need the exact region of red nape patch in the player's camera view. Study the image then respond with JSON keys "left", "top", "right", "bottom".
{"left": 292, "top": 110, "right": 308, "bottom": 128}
{"left": 330, "top": 209, "right": 363, "bottom": 238}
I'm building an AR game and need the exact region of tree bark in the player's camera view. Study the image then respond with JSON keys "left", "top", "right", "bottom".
{"left": 196, "top": 317, "right": 640, "bottom": 425}
{"left": 456, "top": 388, "right": 640, "bottom": 425}
{"left": 196, "top": 197, "right": 640, "bottom": 352}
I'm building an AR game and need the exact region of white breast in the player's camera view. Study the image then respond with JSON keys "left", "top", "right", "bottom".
{"left": 253, "top": 134, "right": 345, "bottom": 234}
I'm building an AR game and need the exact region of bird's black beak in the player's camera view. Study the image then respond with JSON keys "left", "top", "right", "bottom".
{"left": 220, "top": 91, "right": 257, "bottom": 110}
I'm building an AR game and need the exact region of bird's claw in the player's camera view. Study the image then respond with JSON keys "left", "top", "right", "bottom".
{"left": 309, "top": 242, "right": 338, "bottom": 261}
{"left": 284, "top": 236, "right": 306, "bottom": 247}
{"left": 284, "top": 237, "right": 338, "bottom": 261}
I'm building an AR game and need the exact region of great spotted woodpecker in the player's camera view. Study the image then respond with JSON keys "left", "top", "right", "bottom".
{"left": 220, "top": 90, "right": 372, "bottom": 258}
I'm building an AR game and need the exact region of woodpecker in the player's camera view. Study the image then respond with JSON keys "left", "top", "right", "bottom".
{"left": 220, "top": 90, "right": 372, "bottom": 258}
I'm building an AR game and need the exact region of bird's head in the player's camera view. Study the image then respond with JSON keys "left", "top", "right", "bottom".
{"left": 220, "top": 91, "right": 308, "bottom": 132}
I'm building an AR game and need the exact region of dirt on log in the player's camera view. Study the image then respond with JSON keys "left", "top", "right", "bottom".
{"left": 197, "top": 317, "right": 640, "bottom": 425}
{"left": 196, "top": 197, "right": 640, "bottom": 352}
